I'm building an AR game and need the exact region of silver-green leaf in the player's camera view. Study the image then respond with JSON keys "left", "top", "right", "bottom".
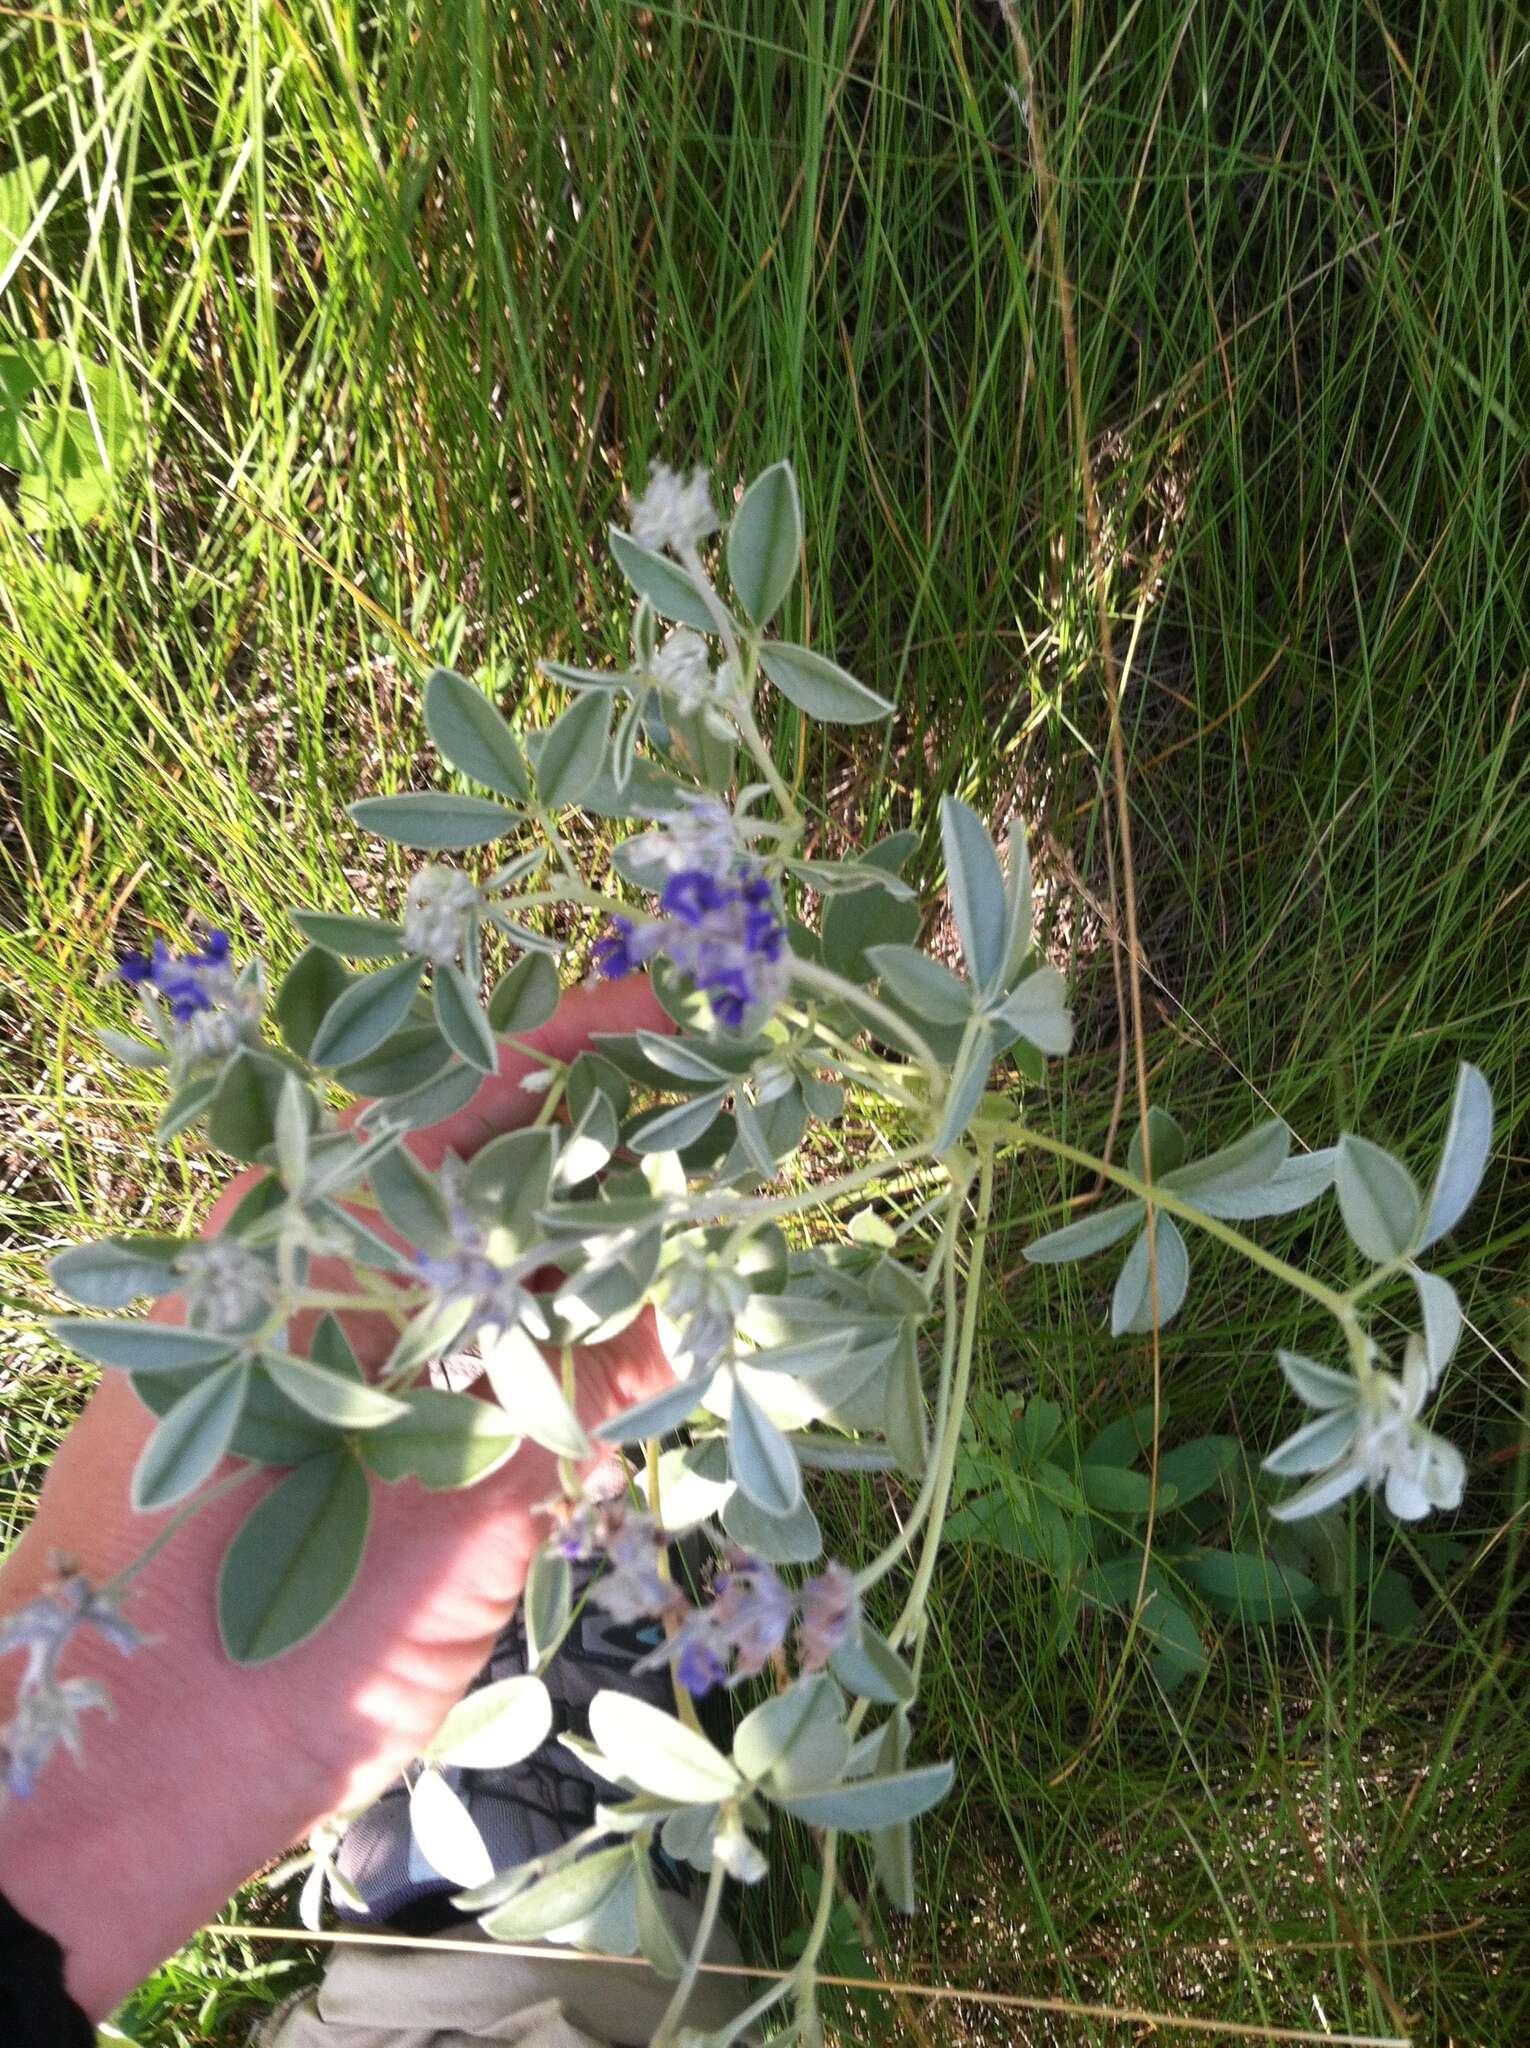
{"left": 427, "top": 1674, "right": 553, "bottom": 1770}
{"left": 940, "top": 796, "right": 1008, "bottom": 992}
{"left": 423, "top": 666, "right": 531, "bottom": 801}
{"left": 773, "top": 1761, "right": 954, "bottom": 1830}
{"left": 218, "top": 1451, "right": 371, "bottom": 1664}
{"left": 727, "top": 1373, "right": 803, "bottom": 1517}
{"left": 1110, "top": 1213, "right": 1191, "bottom": 1335}
{"left": 727, "top": 461, "right": 801, "bottom": 625}
{"left": 308, "top": 957, "right": 425, "bottom": 1068}
{"left": 359, "top": 1387, "right": 523, "bottom": 1489}
{"left": 433, "top": 960, "right": 498, "bottom": 1074}
{"left": 865, "top": 944, "right": 972, "bottom": 1024}
{"left": 409, "top": 1766, "right": 493, "bottom": 1887}
{"left": 131, "top": 1360, "right": 249, "bottom": 1511}
{"left": 347, "top": 792, "right": 514, "bottom": 850}
{"left": 537, "top": 689, "right": 611, "bottom": 810}
{"left": 478, "top": 1845, "right": 635, "bottom": 1942}
{"left": 524, "top": 1545, "right": 573, "bottom": 1667}
{"left": 1420, "top": 1062, "right": 1493, "bottom": 1248}
{"left": 758, "top": 642, "right": 893, "bottom": 724}
{"left": 1335, "top": 1134, "right": 1421, "bottom": 1263}
{"left": 289, "top": 910, "right": 406, "bottom": 960}
{"left": 932, "top": 1021, "right": 994, "bottom": 1154}
{"left": 488, "top": 951, "right": 561, "bottom": 1035}
{"left": 628, "top": 1087, "right": 729, "bottom": 1157}
{"left": 607, "top": 527, "right": 717, "bottom": 631}
{"left": 49, "top": 1235, "right": 185, "bottom": 1310}
{"left": 50, "top": 1316, "right": 237, "bottom": 1374}
{"left": 260, "top": 1350, "right": 411, "bottom": 1430}
{"left": 1024, "top": 1201, "right": 1145, "bottom": 1265}
{"left": 993, "top": 964, "right": 1072, "bottom": 1056}
{"left": 587, "top": 1691, "right": 742, "bottom": 1803}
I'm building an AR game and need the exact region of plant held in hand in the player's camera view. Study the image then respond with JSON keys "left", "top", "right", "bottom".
{"left": 10, "top": 460, "right": 1492, "bottom": 2046}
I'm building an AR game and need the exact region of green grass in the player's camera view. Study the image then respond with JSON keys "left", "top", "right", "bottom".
{"left": 3, "top": 1, "right": 1528, "bottom": 2041}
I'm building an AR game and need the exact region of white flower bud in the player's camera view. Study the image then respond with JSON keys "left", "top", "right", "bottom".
{"left": 176, "top": 1239, "right": 276, "bottom": 1334}
{"left": 403, "top": 865, "right": 479, "bottom": 964}
{"left": 650, "top": 629, "right": 714, "bottom": 714}
{"left": 627, "top": 463, "right": 717, "bottom": 555}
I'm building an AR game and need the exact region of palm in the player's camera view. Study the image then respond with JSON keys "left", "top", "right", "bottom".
{"left": 14, "top": 978, "right": 677, "bottom": 1830}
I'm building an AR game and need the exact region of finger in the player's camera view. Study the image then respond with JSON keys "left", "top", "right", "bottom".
{"left": 344, "top": 974, "right": 672, "bottom": 1170}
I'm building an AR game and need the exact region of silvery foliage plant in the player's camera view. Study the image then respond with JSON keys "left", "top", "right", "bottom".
{"left": 7, "top": 462, "right": 1492, "bottom": 2046}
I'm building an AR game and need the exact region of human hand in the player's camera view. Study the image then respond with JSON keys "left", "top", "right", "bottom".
{"left": 0, "top": 977, "right": 677, "bottom": 2017}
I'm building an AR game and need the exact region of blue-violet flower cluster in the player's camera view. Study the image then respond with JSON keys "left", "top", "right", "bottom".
{"left": 594, "top": 845, "right": 788, "bottom": 1032}
{"left": 558, "top": 1505, "right": 856, "bottom": 1697}
{"left": 119, "top": 928, "right": 257, "bottom": 1063}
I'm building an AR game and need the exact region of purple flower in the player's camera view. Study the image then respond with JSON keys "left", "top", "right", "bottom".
{"left": 796, "top": 1562, "right": 857, "bottom": 1671}
{"left": 188, "top": 929, "right": 232, "bottom": 968}
{"left": 117, "top": 927, "right": 257, "bottom": 1061}
{"left": 591, "top": 916, "right": 660, "bottom": 982}
{"left": 413, "top": 1245, "right": 547, "bottom": 1347}
{"left": 558, "top": 1503, "right": 688, "bottom": 1627}
{"left": 410, "top": 1165, "right": 552, "bottom": 1349}
{"left": 638, "top": 1550, "right": 795, "bottom": 1696}
{"left": 1, "top": 1679, "right": 112, "bottom": 1799}
{"left": 661, "top": 870, "right": 730, "bottom": 924}
{"left": 0, "top": 1568, "right": 146, "bottom": 1799}
{"left": 709, "top": 1554, "right": 795, "bottom": 1677}
{"left": 119, "top": 930, "right": 232, "bottom": 1022}
{"left": 674, "top": 1633, "right": 730, "bottom": 1696}
{"left": 590, "top": 806, "right": 789, "bottom": 1032}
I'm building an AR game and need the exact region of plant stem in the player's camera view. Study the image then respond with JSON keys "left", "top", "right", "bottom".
{"left": 488, "top": 884, "right": 611, "bottom": 918}
{"left": 788, "top": 957, "right": 944, "bottom": 1087}
{"left": 1002, "top": 1120, "right": 1356, "bottom": 1326}
{"left": 294, "top": 1285, "right": 427, "bottom": 1313}
{"left": 102, "top": 1464, "right": 261, "bottom": 1598}
{"left": 557, "top": 1344, "right": 579, "bottom": 1499}
{"left": 886, "top": 1147, "right": 995, "bottom": 1649}
{"left": 651, "top": 1852, "right": 729, "bottom": 2047}
{"left": 705, "top": 1831, "right": 841, "bottom": 2046}
{"left": 682, "top": 1147, "right": 930, "bottom": 1227}
{"left": 531, "top": 1070, "right": 569, "bottom": 1130}
{"left": 671, "top": 541, "right": 805, "bottom": 822}
{"left": 791, "top": 1826, "right": 839, "bottom": 2035}
{"left": 778, "top": 1002, "right": 924, "bottom": 1111}
{"left": 731, "top": 675, "right": 802, "bottom": 823}
{"left": 855, "top": 1174, "right": 967, "bottom": 1596}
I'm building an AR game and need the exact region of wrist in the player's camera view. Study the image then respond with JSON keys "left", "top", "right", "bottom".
{"left": 0, "top": 1392, "right": 554, "bottom": 2018}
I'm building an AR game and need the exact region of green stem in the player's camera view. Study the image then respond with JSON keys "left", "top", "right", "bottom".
{"left": 682, "top": 1146, "right": 930, "bottom": 1227}
{"left": 791, "top": 1826, "right": 839, "bottom": 2034}
{"left": 676, "top": 539, "right": 801, "bottom": 825}
{"left": 731, "top": 675, "right": 801, "bottom": 823}
{"left": 789, "top": 957, "right": 944, "bottom": 1087}
{"left": 886, "top": 1147, "right": 995, "bottom": 1650}
{"left": 528, "top": 807, "right": 582, "bottom": 882}
{"left": 294, "top": 1285, "right": 427, "bottom": 1313}
{"left": 488, "top": 883, "right": 610, "bottom": 918}
{"left": 706, "top": 1831, "right": 840, "bottom": 2047}
{"left": 557, "top": 1344, "right": 579, "bottom": 1499}
{"left": 855, "top": 1174, "right": 967, "bottom": 1596}
{"left": 650, "top": 1851, "right": 729, "bottom": 2048}
{"left": 1002, "top": 1120, "right": 1356, "bottom": 1326}
{"left": 531, "top": 1070, "right": 569, "bottom": 1130}
{"left": 102, "top": 1464, "right": 261, "bottom": 1598}
{"left": 778, "top": 1003, "right": 924, "bottom": 1111}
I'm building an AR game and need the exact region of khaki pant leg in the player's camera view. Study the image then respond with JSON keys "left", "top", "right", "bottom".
{"left": 255, "top": 1908, "right": 755, "bottom": 2048}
